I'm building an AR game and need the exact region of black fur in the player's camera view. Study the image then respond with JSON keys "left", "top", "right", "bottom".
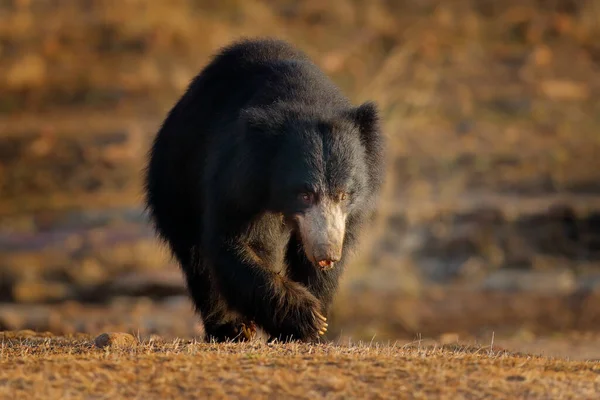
{"left": 144, "top": 38, "right": 385, "bottom": 342}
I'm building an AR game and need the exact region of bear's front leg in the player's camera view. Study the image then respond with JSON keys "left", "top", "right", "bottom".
{"left": 209, "top": 238, "right": 328, "bottom": 342}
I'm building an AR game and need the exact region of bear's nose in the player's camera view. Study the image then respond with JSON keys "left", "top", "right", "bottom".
{"left": 314, "top": 245, "right": 341, "bottom": 270}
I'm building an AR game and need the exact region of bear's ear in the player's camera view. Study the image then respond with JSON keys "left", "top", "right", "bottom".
{"left": 346, "top": 101, "right": 386, "bottom": 191}
{"left": 346, "top": 101, "right": 381, "bottom": 144}
{"left": 240, "top": 106, "right": 285, "bottom": 135}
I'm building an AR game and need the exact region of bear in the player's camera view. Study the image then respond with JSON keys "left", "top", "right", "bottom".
{"left": 144, "top": 38, "right": 385, "bottom": 343}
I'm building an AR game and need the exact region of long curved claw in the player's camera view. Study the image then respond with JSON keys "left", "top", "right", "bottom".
{"left": 312, "top": 311, "right": 328, "bottom": 337}
{"left": 240, "top": 322, "right": 257, "bottom": 341}
{"left": 315, "top": 312, "right": 327, "bottom": 323}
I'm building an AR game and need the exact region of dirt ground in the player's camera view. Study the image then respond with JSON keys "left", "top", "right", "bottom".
{"left": 1, "top": 332, "right": 599, "bottom": 400}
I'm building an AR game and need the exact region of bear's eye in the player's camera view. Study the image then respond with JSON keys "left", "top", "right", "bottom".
{"left": 339, "top": 192, "right": 349, "bottom": 201}
{"left": 299, "top": 192, "right": 314, "bottom": 204}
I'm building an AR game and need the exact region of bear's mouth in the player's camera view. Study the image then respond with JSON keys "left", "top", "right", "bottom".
{"left": 317, "top": 259, "right": 335, "bottom": 271}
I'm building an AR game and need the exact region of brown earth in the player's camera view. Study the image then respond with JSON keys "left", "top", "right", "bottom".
{"left": 1, "top": 332, "right": 600, "bottom": 399}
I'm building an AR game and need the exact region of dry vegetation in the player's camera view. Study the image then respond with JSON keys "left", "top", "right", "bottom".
{"left": 1, "top": 332, "right": 600, "bottom": 399}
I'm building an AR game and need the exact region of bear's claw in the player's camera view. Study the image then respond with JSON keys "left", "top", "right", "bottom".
{"left": 313, "top": 311, "right": 328, "bottom": 337}
{"left": 240, "top": 321, "right": 257, "bottom": 341}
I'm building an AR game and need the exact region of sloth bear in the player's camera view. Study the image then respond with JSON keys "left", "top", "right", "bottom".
{"left": 144, "top": 38, "right": 385, "bottom": 343}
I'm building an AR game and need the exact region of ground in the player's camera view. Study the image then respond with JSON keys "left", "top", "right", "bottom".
{"left": 1, "top": 332, "right": 599, "bottom": 399}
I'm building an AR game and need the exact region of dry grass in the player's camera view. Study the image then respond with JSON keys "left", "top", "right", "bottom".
{"left": 1, "top": 332, "right": 599, "bottom": 399}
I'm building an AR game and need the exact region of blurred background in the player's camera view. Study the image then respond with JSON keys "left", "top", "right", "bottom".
{"left": 1, "top": 0, "right": 600, "bottom": 356}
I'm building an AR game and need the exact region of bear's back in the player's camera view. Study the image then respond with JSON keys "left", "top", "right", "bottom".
{"left": 182, "top": 38, "right": 350, "bottom": 123}
{"left": 213, "top": 38, "right": 311, "bottom": 67}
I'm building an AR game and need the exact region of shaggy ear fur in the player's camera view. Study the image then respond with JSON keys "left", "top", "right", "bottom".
{"left": 345, "top": 101, "right": 386, "bottom": 192}
{"left": 348, "top": 101, "right": 380, "bottom": 144}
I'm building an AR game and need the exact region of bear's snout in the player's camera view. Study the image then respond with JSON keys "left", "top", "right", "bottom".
{"left": 296, "top": 198, "right": 347, "bottom": 270}
{"left": 314, "top": 244, "right": 342, "bottom": 270}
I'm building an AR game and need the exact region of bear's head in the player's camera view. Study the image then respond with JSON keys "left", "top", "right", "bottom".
{"left": 242, "top": 101, "right": 384, "bottom": 270}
